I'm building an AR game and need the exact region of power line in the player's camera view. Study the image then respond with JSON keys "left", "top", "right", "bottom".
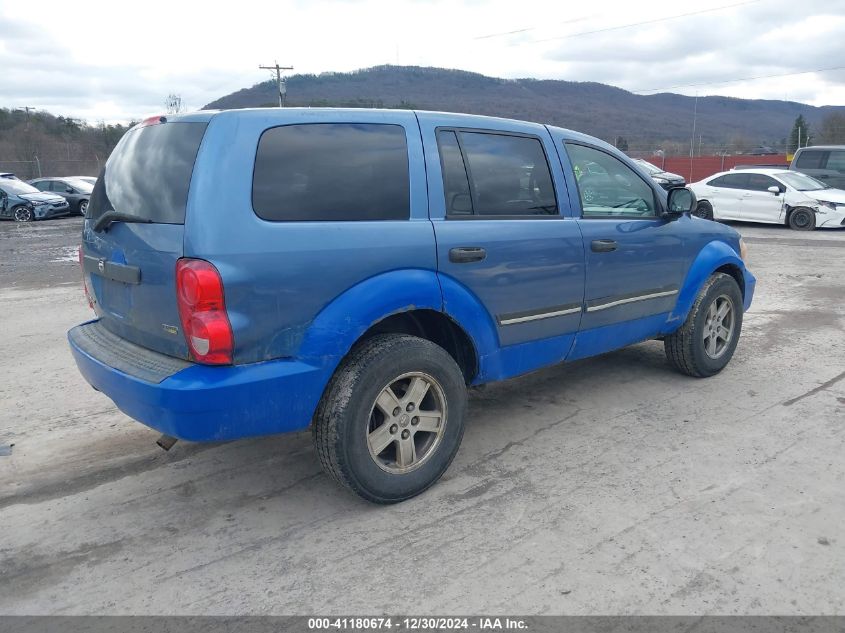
{"left": 259, "top": 62, "right": 294, "bottom": 107}
{"left": 473, "top": 16, "right": 592, "bottom": 40}
{"left": 632, "top": 64, "right": 845, "bottom": 93}
{"left": 472, "top": 0, "right": 762, "bottom": 43}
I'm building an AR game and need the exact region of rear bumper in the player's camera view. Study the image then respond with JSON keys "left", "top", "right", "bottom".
{"left": 68, "top": 320, "right": 329, "bottom": 441}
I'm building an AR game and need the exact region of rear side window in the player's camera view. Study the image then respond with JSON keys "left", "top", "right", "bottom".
{"left": 252, "top": 123, "right": 410, "bottom": 222}
{"left": 87, "top": 121, "right": 208, "bottom": 224}
{"left": 707, "top": 174, "right": 750, "bottom": 189}
{"left": 795, "top": 150, "right": 825, "bottom": 169}
{"left": 453, "top": 131, "right": 557, "bottom": 216}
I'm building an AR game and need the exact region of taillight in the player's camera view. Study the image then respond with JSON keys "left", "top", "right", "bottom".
{"left": 78, "top": 245, "right": 94, "bottom": 309}
{"left": 175, "top": 259, "right": 233, "bottom": 365}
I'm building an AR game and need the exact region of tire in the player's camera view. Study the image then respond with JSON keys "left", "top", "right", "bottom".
{"left": 693, "top": 201, "right": 713, "bottom": 220}
{"left": 788, "top": 207, "right": 815, "bottom": 231}
{"left": 664, "top": 272, "right": 743, "bottom": 378}
{"left": 12, "top": 206, "right": 34, "bottom": 222}
{"left": 78, "top": 199, "right": 88, "bottom": 216}
{"left": 313, "top": 334, "right": 467, "bottom": 503}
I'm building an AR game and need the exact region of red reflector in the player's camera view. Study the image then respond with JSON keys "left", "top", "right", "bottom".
{"left": 176, "top": 259, "right": 233, "bottom": 365}
{"left": 138, "top": 115, "right": 167, "bottom": 128}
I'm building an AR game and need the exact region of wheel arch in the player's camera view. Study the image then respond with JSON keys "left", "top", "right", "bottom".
{"left": 666, "top": 240, "right": 747, "bottom": 330}
{"left": 296, "top": 269, "right": 491, "bottom": 385}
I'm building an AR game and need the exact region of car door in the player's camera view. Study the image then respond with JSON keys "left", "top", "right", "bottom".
{"left": 561, "top": 141, "right": 689, "bottom": 359}
{"left": 417, "top": 113, "right": 585, "bottom": 375}
{"left": 703, "top": 173, "right": 748, "bottom": 220}
{"left": 33, "top": 180, "right": 52, "bottom": 192}
{"left": 739, "top": 173, "right": 785, "bottom": 223}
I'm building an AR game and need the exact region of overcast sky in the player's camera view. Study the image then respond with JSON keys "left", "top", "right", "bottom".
{"left": 1, "top": 0, "right": 844, "bottom": 123}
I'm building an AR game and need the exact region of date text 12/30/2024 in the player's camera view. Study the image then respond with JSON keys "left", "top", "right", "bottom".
{"left": 308, "top": 618, "right": 528, "bottom": 630}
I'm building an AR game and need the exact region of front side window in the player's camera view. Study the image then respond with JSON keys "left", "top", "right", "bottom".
{"left": 437, "top": 130, "right": 557, "bottom": 217}
{"left": 253, "top": 123, "right": 410, "bottom": 222}
{"left": 826, "top": 150, "right": 845, "bottom": 172}
{"left": 795, "top": 150, "right": 825, "bottom": 169}
{"left": 746, "top": 174, "right": 780, "bottom": 192}
{"left": 566, "top": 144, "right": 657, "bottom": 217}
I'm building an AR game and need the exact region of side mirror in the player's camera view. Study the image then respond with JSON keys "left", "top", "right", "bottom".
{"left": 66, "top": 187, "right": 75, "bottom": 194}
{"left": 665, "top": 186, "right": 696, "bottom": 218}
{"left": 767, "top": 186, "right": 781, "bottom": 195}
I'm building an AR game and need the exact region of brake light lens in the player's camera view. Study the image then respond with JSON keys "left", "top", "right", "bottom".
{"left": 175, "top": 259, "right": 233, "bottom": 365}
{"left": 78, "top": 245, "right": 94, "bottom": 309}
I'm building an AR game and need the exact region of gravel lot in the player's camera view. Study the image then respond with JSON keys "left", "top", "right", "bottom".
{"left": 1, "top": 216, "right": 843, "bottom": 615}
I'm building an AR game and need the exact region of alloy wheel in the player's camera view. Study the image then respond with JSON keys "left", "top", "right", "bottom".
{"left": 703, "top": 294, "right": 735, "bottom": 359}
{"left": 366, "top": 372, "right": 447, "bottom": 474}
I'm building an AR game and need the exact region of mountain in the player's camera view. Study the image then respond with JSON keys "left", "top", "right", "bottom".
{"left": 205, "top": 65, "right": 844, "bottom": 152}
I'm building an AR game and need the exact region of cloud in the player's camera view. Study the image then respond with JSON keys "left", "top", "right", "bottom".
{"left": 0, "top": 0, "right": 843, "bottom": 123}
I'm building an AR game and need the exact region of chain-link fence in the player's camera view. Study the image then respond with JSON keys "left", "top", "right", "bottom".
{"left": 0, "top": 158, "right": 101, "bottom": 181}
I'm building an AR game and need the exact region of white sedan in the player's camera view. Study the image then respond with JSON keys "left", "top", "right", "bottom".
{"left": 689, "top": 168, "right": 845, "bottom": 230}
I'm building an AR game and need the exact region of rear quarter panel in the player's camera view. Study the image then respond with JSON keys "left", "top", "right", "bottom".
{"left": 184, "top": 109, "right": 435, "bottom": 366}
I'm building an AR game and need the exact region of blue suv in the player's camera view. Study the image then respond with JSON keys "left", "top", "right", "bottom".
{"left": 69, "top": 109, "right": 755, "bottom": 503}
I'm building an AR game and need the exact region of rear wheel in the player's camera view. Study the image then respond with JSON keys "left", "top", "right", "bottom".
{"left": 693, "top": 201, "right": 713, "bottom": 220}
{"left": 788, "top": 207, "right": 815, "bottom": 231}
{"left": 664, "top": 273, "right": 743, "bottom": 377}
{"left": 78, "top": 199, "right": 88, "bottom": 215}
{"left": 13, "top": 206, "right": 34, "bottom": 222}
{"left": 313, "top": 334, "right": 467, "bottom": 503}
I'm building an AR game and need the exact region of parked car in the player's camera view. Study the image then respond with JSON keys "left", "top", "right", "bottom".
{"left": 69, "top": 109, "right": 755, "bottom": 503}
{"left": 790, "top": 146, "right": 845, "bottom": 189}
{"left": 0, "top": 179, "right": 70, "bottom": 222}
{"left": 28, "top": 177, "right": 94, "bottom": 215}
{"left": 1, "top": 172, "right": 21, "bottom": 180}
{"left": 689, "top": 168, "right": 845, "bottom": 230}
{"left": 632, "top": 158, "right": 686, "bottom": 189}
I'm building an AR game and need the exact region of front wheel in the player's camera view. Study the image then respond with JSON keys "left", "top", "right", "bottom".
{"left": 664, "top": 273, "right": 743, "bottom": 377}
{"left": 78, "top": 199, "right": 88, "bottom": 215}
{"left": 313, "top": 334, "right": 467, "bottom": 503}
{"left": 13, "top": 206, "right": 34, "bottom": 222}
{"left": 693, "top": 201, "right": 714, "bottom": 220}
{"left": 788, "top": 207, "right": 815, "bottom": 231}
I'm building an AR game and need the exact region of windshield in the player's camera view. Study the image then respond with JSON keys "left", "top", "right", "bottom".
{"left": 778, "top": 172, "right": 829, "bottom": 191}
{"left": 0, "top": 180, "right": 40, "bottom": 195}
{"left": 65, "top": 178, "right": 94, "bottom": 193}
{"left": 634, "top": 159, "right": 663, "bottom": 175}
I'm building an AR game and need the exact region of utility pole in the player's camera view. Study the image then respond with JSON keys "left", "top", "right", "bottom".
{"left": 259, "top": 62, "right": 294, "bottom": 107}
{"left": 689, "top": 93, "right": 698, "bottom": 181}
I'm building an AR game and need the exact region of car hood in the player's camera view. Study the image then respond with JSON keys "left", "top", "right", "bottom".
{"left": 19, "top": 192, "right": 66, "bottom": 204}
{"left": 810, "top": 188, "right": 845, "bottom": 204}
{"left": 657, "top": 171, "right": 685, "bottom": 181}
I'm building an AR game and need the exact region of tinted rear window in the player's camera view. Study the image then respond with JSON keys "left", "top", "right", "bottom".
{"left": 707, "top": 174, "right": 749, "bottom": 189}
{"left": 87, "top": 121, "right": 208, "bottom": 224}
{"left": 252, "top": 123, "right": 410, "bottom": 222}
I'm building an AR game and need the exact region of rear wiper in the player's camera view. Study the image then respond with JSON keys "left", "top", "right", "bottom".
{"left": 92, "top": 210, "right": 152, "bottom": 232}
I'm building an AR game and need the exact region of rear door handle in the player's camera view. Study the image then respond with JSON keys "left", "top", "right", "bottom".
{"left": 449, "top": 246, "right": 487, "bottom": 263}
{"left": 590, "top": 239, "right": 617, "bottom": 253}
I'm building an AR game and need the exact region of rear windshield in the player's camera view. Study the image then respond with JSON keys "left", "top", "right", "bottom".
{"left": 87, "top": 121, "right": 208, "bottom": 224}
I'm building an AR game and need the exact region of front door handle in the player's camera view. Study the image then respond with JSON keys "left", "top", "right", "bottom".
{"left": 591, "top": 239, "right": 617, "bottom": 253}
{"left": 449, "top": 246, "right": 487, "bottom": 263}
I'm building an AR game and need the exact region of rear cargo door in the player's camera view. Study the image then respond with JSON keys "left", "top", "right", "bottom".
{"left": 82, "top": 119, "right": 208, "bottom": 359}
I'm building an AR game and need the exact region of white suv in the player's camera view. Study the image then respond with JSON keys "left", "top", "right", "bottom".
{"left": 689, "top": 168, "right": 845, "bottom": 231}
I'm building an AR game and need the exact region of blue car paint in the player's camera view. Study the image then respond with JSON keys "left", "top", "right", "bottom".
{"left": 69, "top": 108, "right": 756, "bottom": 442}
